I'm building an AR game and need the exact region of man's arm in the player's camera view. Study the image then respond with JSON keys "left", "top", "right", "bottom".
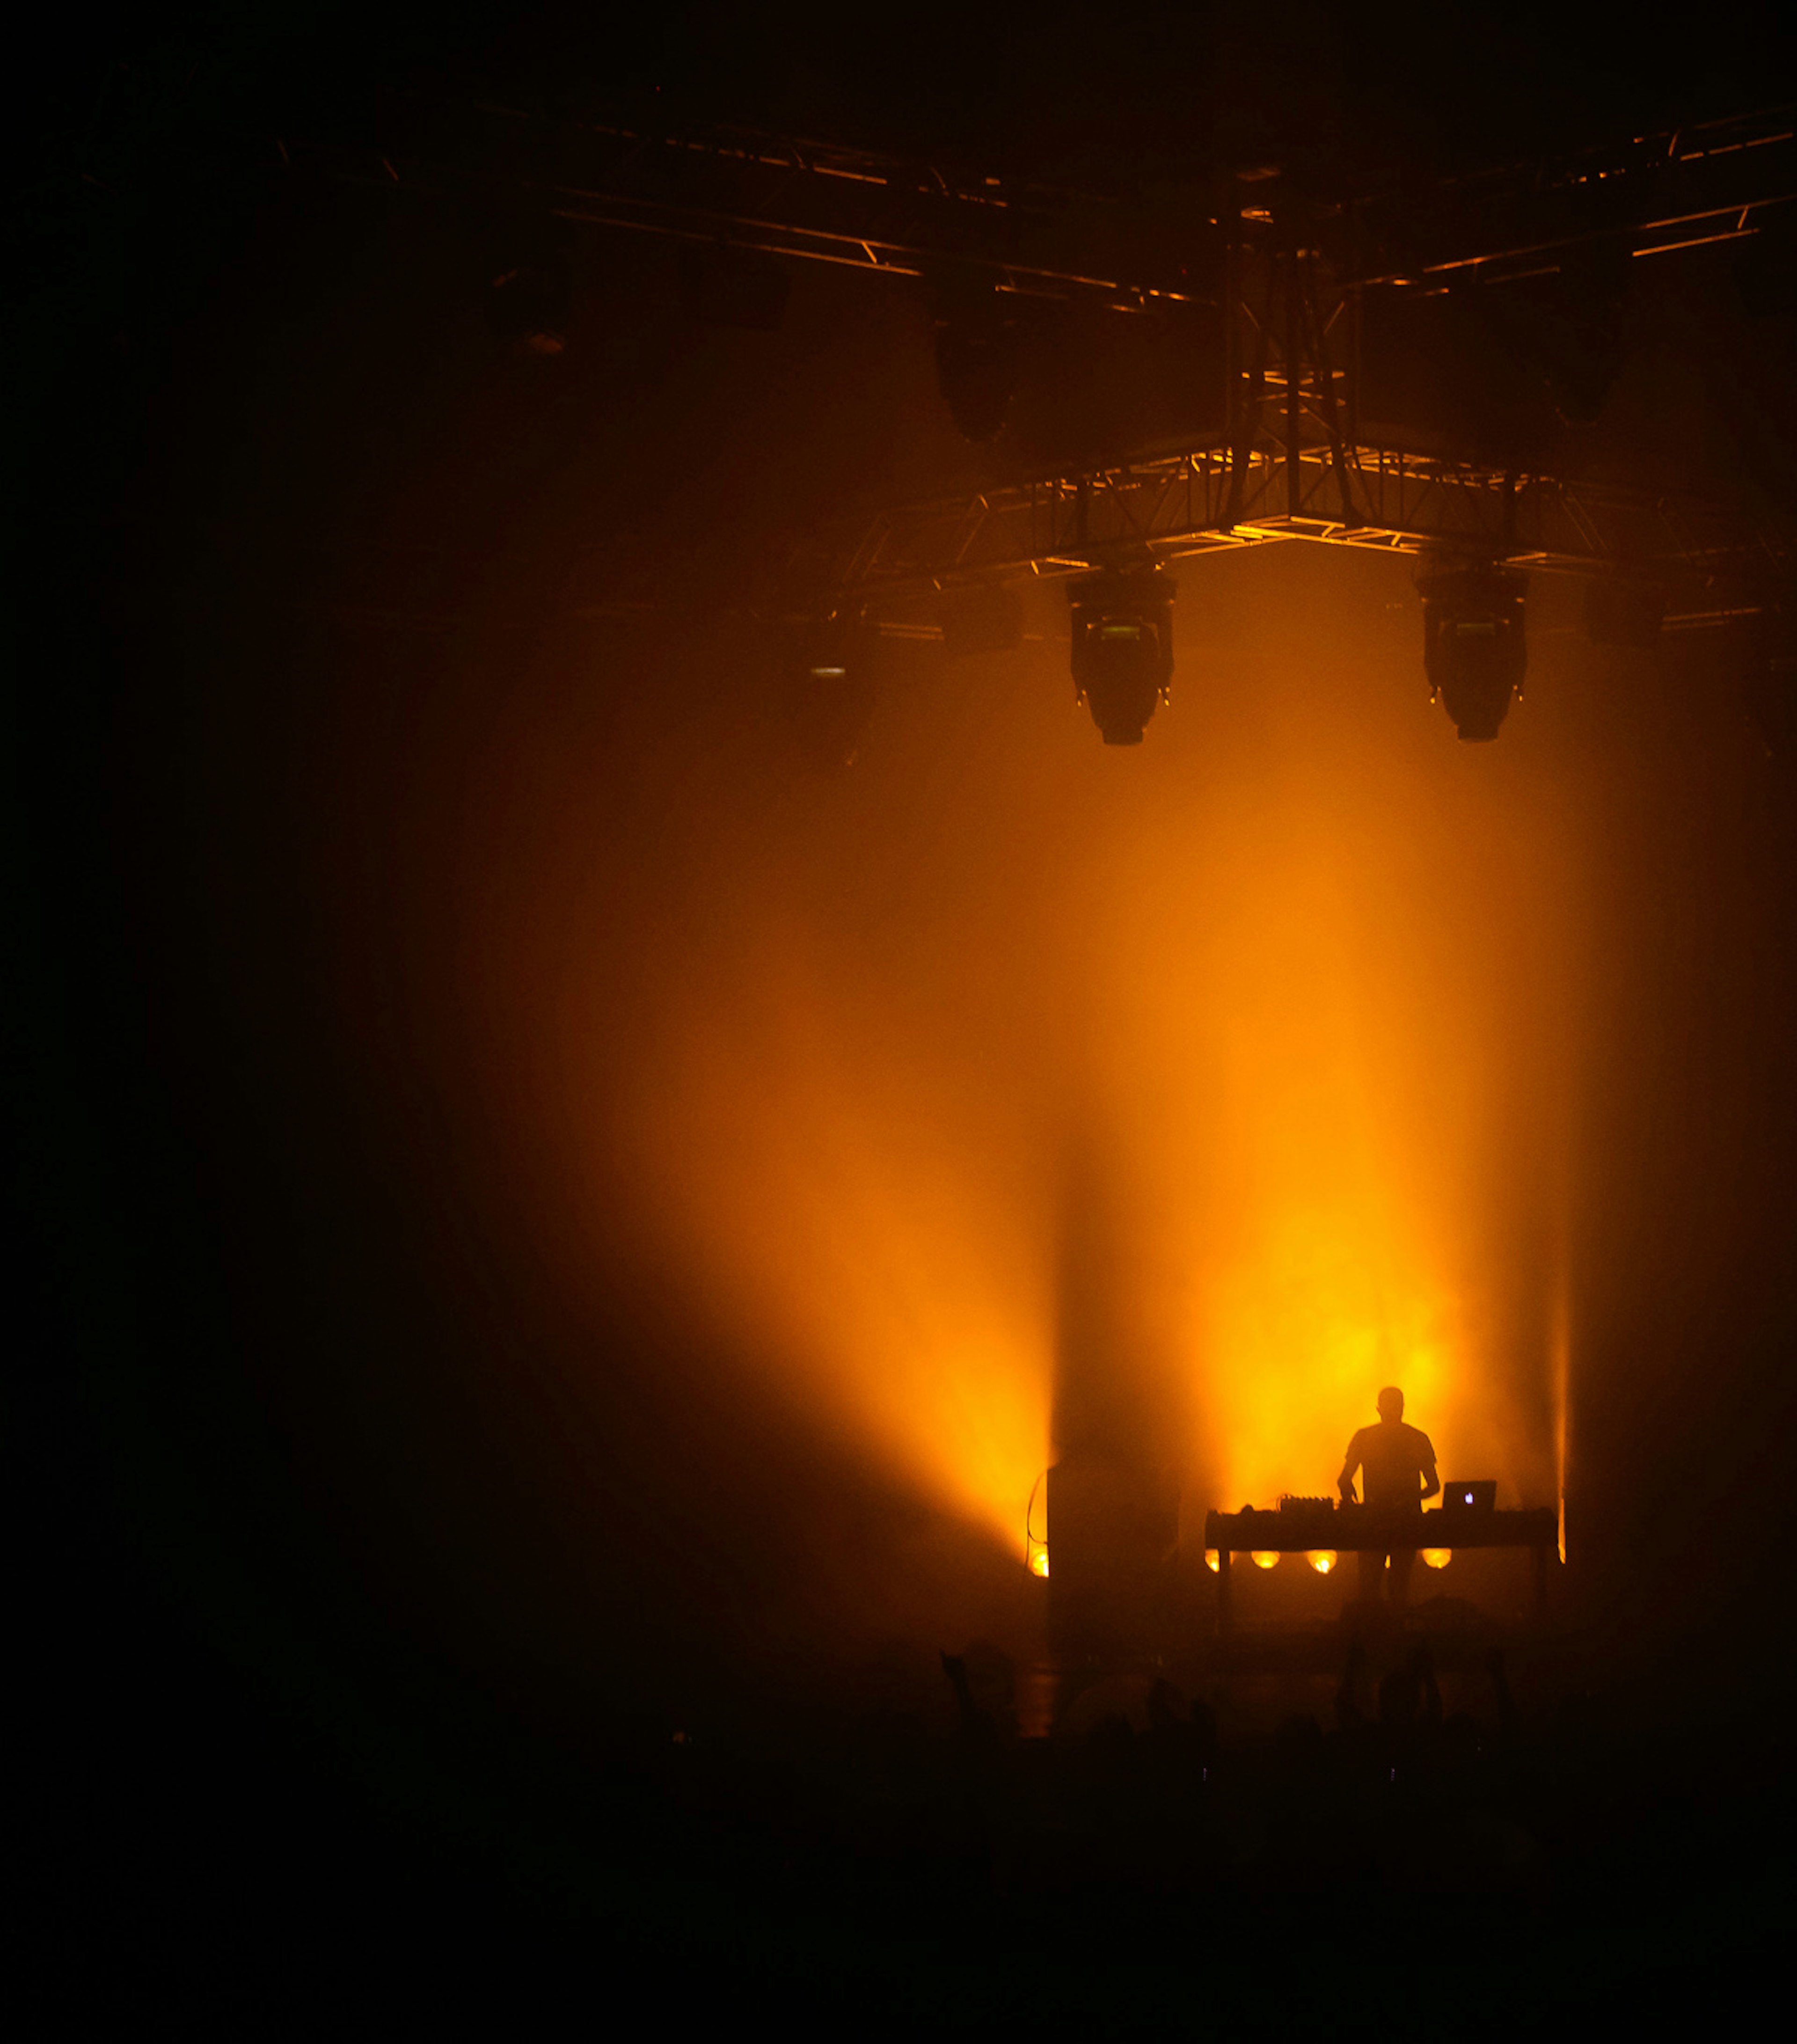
{"left": 1418, "top": 1438, "right": 1440, "bottom": 1502}
{"left": 1337, "top": 1432, "right": 1362, "bottom": 1504}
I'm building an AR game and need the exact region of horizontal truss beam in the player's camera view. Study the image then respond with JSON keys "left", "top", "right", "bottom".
{"left": 824, "top": 443, "right": 1777, "bottom": 599}
{"left": 287, "top": 106, "right": 1208, "bottom": 311}
{"left": 285, "top": 97, "right": 1797, "bottom": 314}
{"left": 1344, "top": 102, "right": 1797, "bottom": 291}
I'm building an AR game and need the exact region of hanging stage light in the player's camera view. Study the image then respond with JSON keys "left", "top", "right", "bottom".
{"left": 786, "top": 615, "right": 878, "bottom": 771}
{"left": 1416, "top": 562, "right": 1528, "bottom": 742}
{"left": 485, "top": 261, "right": 573, "bottom": 352}
{"left": 932, "top": 273, "right": 1022, "bottom": 444}
{"left": 1067, "top": 565, "right": 1177, "bottom": 745}
{"left": 481, "top": 224, "right": 575, "bottom": 355}
{"left": 1541, "top": 238, "right": 1631, "bottom": 425}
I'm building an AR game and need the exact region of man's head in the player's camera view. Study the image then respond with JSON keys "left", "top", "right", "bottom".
{"left": 1377, "top": 1386, "right": 1404, "bottom": 1423}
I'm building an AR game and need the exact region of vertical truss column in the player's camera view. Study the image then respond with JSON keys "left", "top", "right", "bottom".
{"left": 1286, "top": 230, "right": 1302, "bottom": 519}
{"left": 1225, "top": 183, "right": 1360, "bottom": 532}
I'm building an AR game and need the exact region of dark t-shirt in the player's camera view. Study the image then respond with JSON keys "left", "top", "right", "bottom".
{"left": 1341, "top": 1421, "right": 1437, "bottom": 1510}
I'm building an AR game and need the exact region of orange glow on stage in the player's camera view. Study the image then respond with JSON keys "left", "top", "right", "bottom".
{"left": 1421, "top": 1548, "right": 1453, "bottom": 1570}
{"left": 453, "top": 548, "right": 1580, "bottom": 1590}
{"left": 1251, "top": 1550, "right": 1281, "bottom": 1570}
{"left": 1308, "top": 1549, "right": 1337, "bottom": 1574}
{"left": 1203, "top": 1219, "right": 1461, "bottom": 1517}
{"left": 580, "top": 973, "right": 1056, "bottom": 1550}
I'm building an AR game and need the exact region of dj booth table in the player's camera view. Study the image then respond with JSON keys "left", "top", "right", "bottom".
{"left": 1203, "top": 1504, "right": 1560, "bottom": 1630}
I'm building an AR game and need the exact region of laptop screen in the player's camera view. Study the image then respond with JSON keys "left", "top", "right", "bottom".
{"left": 1444, "top": 1481, "right": 1496, "bottom": 1510}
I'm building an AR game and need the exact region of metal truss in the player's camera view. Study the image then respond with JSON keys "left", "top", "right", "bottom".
{"left": 288, "top": 98, "right": 1209, "bottom": 311}
{"left": 824, "top": 223, "right": 1785, "bottom": 609}
{"left": 822, "top": 440, "right": 1768, "bottom": 603}
{"left": 291, "top": 94, "right": 1797, "bottom": 311}
{"left": 285, "top": 95, "right": 1797, "bottom": 625}
{"left": 1345, "top": 102, "right": 1797, "bottom": 292}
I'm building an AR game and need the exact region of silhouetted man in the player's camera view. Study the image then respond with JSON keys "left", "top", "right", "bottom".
{"left": 1338, "top": 1387, "right": 1439, "bottom": 1608}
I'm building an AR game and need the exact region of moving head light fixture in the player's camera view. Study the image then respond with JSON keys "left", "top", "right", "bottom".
{"left": 1067, "top": 565, "right": 1177, "bottom": 746}
{"left": 484, "top": 259, "right": 573, "bottom": 353}
{"left": 787, "top": 613, "right": 878, "bottom": 771}
{"left": 1416, "top": 561, "right": 1529, "bottom": 743}
{"left": 932, "top": 272, "right": 1023, "bottom": 445}
{"left": 479, "top": 216, "right": 576, "bottom": 356}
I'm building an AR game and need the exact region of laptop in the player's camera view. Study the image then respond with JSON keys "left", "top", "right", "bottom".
{"left": 1440, "top": 1480, "right": 1497, "bottom": 1514}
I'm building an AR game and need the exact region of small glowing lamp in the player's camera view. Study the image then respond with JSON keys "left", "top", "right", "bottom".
{"left": 1421, "top": 1548, "right": 1452, "bottom": 1570}
{"left": 1205, "top": 1549, "right": 1220, "bottom": 1574}
{"left": 1251, "top": 1550, "right": 1281, "bottom": 1571}
{"left": 1030, "top": 1548, "right": 1050, "bottom": 1578}
{"left": 1308, "top": 1550, "right": 1337, "bottom": 1575}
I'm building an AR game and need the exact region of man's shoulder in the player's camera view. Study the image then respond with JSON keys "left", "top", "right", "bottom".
{"left": 1403, "top": 1424, "right": 1437, "bottom": 1457}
